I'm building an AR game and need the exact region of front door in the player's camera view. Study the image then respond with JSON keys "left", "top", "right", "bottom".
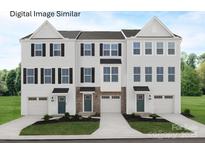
{"left": 137, "top": 94, "right": 144, "bottom": 112}
{"left": 58, "top": 96, "right": 66, "bottom": 114}
{"left": 84, "top": 94, "right": 92, "bottom": 112}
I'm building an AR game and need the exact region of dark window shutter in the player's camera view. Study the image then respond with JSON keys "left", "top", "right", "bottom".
{"left": 118, "top": 43, "right": 121, "bottom": 56}
{"left": 31, "top": 44, "right": 34, "bottom": 57}
{"left": 23, "top": 68, "right": 26, "bottom": 84}
{"left": 92, "top": 43, "right": 95, "bottom": 56}
{"left": 61, "top": 43, "right": 64, "bottom": 57}
{"left": 92, "top": 67, "right": 95, "bottom": 83}
{"left": 100, "top": 43, "right": 103, "bottom": 56}
{"left": 52, "top": 68, "right": 55, "bottom": 84}
{"left": 35, "top": 68, "right": 38, "bottom": 84}
{"left": 50, "top": 43, "right": 53, "bottom": 57}
{"left": 81, "top": 67, "right": 84, "bottom": 83}
{"left": 43, "top": 43, "right": 46, "bottom": 57}
{"left": 58, "top": 68, "right": 61, "bottom": 84}
{"left": 41, "top": 68, "right": 44, "bottom": 84}
{"left": 80, "top": 43, "right": 84, "bottom": 56}
{"left": 69, "top": 68, "right": 73, "bottom": 84}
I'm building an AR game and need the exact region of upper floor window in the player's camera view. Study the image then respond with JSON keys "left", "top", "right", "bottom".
{"left": 145, "top": 42, "right": 152, "bottom": 55}
{"left": 168, "top": 42, "right": 175, "bottom": 55}
{"left": 81, "top": 43, "right": 95, "bottom": 56}
{"left": 134, "top": 67, "right": 140, "bottom": 82}
{"left": 100, "top": 43, "right": 121, "bottom": 56}
{"left": 156, "top": 42, "right": 164, "bottom": 55}
{"left": 80, "top": 67, "right": 95, "bottom": 83}
{"left": 44, "top": 69, "right": 52, "bottom": 84}
{"left": 157, "top": 67, "right": 163, "bottom": 82}
{"left": 84, "top": 44, "right": 92, "bottom": 56}
{"left": 61, "top": 69, "right": 69, "bottom": 84}
{"left": 53, "top": 44, "right": 61, "bottom": 56}
{"left": 111, "top": 44, "right": 118, "bottom": 56}
{"left": 103, "top": 67, "right": 118, "bottom": 82}
{"left": 103, "top": 44, "right": 110, "bottom": 56}
{"left": 168, "top": 67, "right": 175, "bottom": 82}
{"left": 34, "top": 44, "right": 43, "bottom": 56}
{"left": 145, "top": 67, "right": 152, "bottom": 82}
{"left": 133, "top": 42, "right": 140, "bottom": 55}
{"left": 27, "top": 69, "right": 35, "bottom": 84}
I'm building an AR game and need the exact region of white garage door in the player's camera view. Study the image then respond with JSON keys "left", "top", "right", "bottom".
{"left": 101, "top": 95, "right": 121, "bottom": 113}
{"left": 154, "top": 95, "right": 174, "bottom": 113}
{"left": 27, "top": 97, "right": 48, "bottom": 115}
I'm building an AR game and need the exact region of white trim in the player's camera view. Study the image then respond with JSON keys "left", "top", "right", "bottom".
{"left": 132, "top": 41, "right": 141, "bottom": 56}
{"left": 144, "top": 41, "right": 153, "bottom": 56}
{"left": 156, "top": 41, "right": 164, "bottom": 56}
{"left": 82, "top": 93, "right": 93, "bottom": 112}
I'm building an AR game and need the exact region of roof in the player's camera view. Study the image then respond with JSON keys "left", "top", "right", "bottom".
{"left": 58, "top": 31, "right": 80, "bottom": 39}
{"left": 121, "top": 29, "right": 140, "bottom": 37}
{"left": 52, "top": 88, "right": 69, "bottom": 93}
{"left": 100, "top": 59, "right": 122, "bottom": 64}
{"left": 133, "top": 86, "right": 150, "bottom": 91}
{"left": 77, "top": 31, "right": 125, "bottom": 40}
{"left": 80, "top": 87, "right": 95, "bottom": 92}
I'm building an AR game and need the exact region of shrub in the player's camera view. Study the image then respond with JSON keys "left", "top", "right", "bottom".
{"left": 64, "top": 112, "right": 70, "bottom": 120}
{"left": 182, "top": 108, "right": 194, "bottom": 117}
{"left": 149, "top": 114, "right": 159, "bottom": 120}
{"left": 43, "top": 114, "right": 52, "bottom": 121}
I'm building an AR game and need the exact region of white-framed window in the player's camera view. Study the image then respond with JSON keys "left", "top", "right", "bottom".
{"left": 145, "top": 67, "right": 152, "bottom": 82}
{"left": 53, "top": 44, "right": 61, "bottom": 56}
{"left": 168, "top": 42, "right": 175, "bottom": 55}
{"left": 156, "top": 42, "right": 164, "bottom": 55}
{"left": 28, "top": 97, "right": 37, "bottom": 101}
{"left": 103, "top": 44, "right": 119, "bottom": 56}
{"left": 168, "top": 67, "right": 175, "bottom": 82}
{"left": 103, "top": 44, "right": 110, "bottom": 56}
{"left": 84, "top": 68, "right": 92, "bottom": 83}
{"left": 34, "top": 44, "right": 43, "bottom": 56}
{"left": 145, "top": 42, "right": 152, "bottom": 55}
{"left": 133, "top": 42, "right": 140, "bottom": 55}
{"left": 111, "top": 44, "right": 118, "bottom": 56}
{"left": 157, "top": 67, "right": 163, "bottom": 82}
{"left": 154, "top": 95, "right": 163, "bottom": 99}
{"left": 39, "top": 97, "right": 48, "bottom": 101}
{"left": 27, "top": 69, "right": 35, "bottom": 84}
{"left": 84, "top": 44, "right": 92, "bottom": 56}
{"left": 61, "top": 68, "right": 69, "bottom": 84}
{"left": 44, "top": 69, "right": 52, "bottom": 84}
{"left": 134, "top": 67, "right": 140, "bottom": 82}
{"left": 103, "top": 67, "right": 119, "bottom": 82}
{"left": 164, "top": 95, "right": 173, "bottom": 99}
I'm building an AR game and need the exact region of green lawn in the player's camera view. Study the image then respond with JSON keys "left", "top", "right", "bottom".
{"left": 20, "top": 121, "right": 99, "bottom": 135}
{"left": 181, "top": 95, "right": 205, "bottom": 124}
{"left": 0, "top": 96, "right": 21, "bottom": 125}
{"left": 128, "top": 121, "right": 191, "bottom": 134}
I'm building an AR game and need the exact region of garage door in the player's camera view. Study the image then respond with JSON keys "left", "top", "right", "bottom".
{"left": 101, "top": 95, "right": 121, "bottom": 113}
{"left": 27, "top": 97, "right": 48, "bottom": 115}
{"left": 154, "top": 95, "right": 174, "bottom": 113}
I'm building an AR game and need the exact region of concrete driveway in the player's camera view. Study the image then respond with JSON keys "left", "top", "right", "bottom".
{"left": 159, "top": 114, "right": 205, "bottom": 137}
{"left": 0, "top": 116, "right": 42, "bottom": 139}
{"left": 92, "top": 113, "right": 145, "bottom": 138}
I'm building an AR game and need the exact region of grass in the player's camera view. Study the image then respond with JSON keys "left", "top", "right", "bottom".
{"left": 20, "top": 121, "right": 99, "bottom": 135}
{"left": 181, "top": 95, "right": 205, "bottom": 124}
{"left": 0, "top": 96, "right": 21, "bottom": 125}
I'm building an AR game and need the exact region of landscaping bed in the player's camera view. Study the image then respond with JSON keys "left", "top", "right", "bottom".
{"left": 123, "top": 114, "right": 191, "bottom": 134}
{"left": 20, "top": 114, "right": 100, "bottom": 135}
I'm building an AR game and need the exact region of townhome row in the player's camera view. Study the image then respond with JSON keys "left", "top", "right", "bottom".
{"left": 20, "top": 17, "right": 181, "bottom": 115}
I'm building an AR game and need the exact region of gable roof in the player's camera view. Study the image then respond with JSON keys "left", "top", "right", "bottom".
{"left": 77, "top": 31, "right": 125, "bottom": 40}
{"left": 121, "top": 29, "right": 140, "bottom": 37}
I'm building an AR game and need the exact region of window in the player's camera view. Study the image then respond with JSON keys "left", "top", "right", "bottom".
{"left": 61, "top": 69, "right": 69, "bottom": 84}
{"left": 111, "top": 44, "right": 118, "bottom": 56}
{"left": 44, "top": 69, "right": 52, "bottom": 84}
{"left": 103, "top": 44, "right": 110, "bottom": 56}
{"left": 34, "top": 44, "right": 43, "bottom": 56}
{"left": 102, "top": 96, "right": 110, "bottom": 99}
{"left": 168, "top": 42, "right": 175, "bottom": 55}
{"left": 112, "top": 96, "right": 120, "bottom": 99}
{"left": 103, "top": 67, "right": 119, "bottom": 82}
{"left": 157, "top": 67, "right": 163, "bottom": 82}
{"left": 53, "top": 44, "right": 61, "bottom": 56}
{"left": 39, "top": 97, "right": 48, "bottom": 101}
{"left": 84, "top": 68, "right": 92, "bottom": 83}
{"left": 145, "top": 42, "right": 152, "bottom": 55}
{"left": 145, "top": 67, "right": 152, "bottom": 82}
{"left": 157, "top": 42, "right": 164, "bottom": 55}
{"left": 27, "top": 69, "right": 35, "bottom": 84}
{"left": 28, "top": 97, "right": 37, "bottom": 101}
{"left": 164, "top": 95, "right": 173, "bottom": 99}
{"left": 168, "top": 67, "right": 175, "bottom": 82}
{"left": 84, "top": 44, "right": 92, "bottom": 56}
{"left": 133, "top": 42, "right": 140, "bottom": 55}
{"left": 154, "top": 95, "right": 163, "bottom": 99}
{"left": 134, "top": 67, "right": 140, "bottom": 82}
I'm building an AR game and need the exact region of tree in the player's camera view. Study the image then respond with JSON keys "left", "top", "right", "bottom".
{"left": 186, "top": 53, "right": 198, "bottom": 69}
{"left": 181, "top": 65, "right": 202, "bottom": 96}
{"left": 198, "top": 53, "right": 205, "bottom": 64}
{"left": 197, "top": 61, "right": 205, "bottom": 94}
{"left": 6, "top": 70, "right": 17, "bottom": 96}
{"left": 0, "top": 70, "right": 8, "bottom": 95}
{"left": 15, "top": 64, "right": 21, "bottom": 95}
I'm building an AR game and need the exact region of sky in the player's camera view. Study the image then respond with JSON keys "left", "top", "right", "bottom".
{"left": 0, "top": 11, "right": 205, "bottom": 70}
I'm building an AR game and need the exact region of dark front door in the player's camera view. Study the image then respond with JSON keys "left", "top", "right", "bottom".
{"left": 84, "top": 94, "right": 92, "bottom": 112}
{"left": 137, "top": 94, "right": 144, "bottom": 112}
{"left": 58, "top": 96, "right": 66, "bottom": 114}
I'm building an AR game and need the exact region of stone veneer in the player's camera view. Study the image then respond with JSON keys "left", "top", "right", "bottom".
{"left": 76, "top": 87, "right": 126, "bottom": 114}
